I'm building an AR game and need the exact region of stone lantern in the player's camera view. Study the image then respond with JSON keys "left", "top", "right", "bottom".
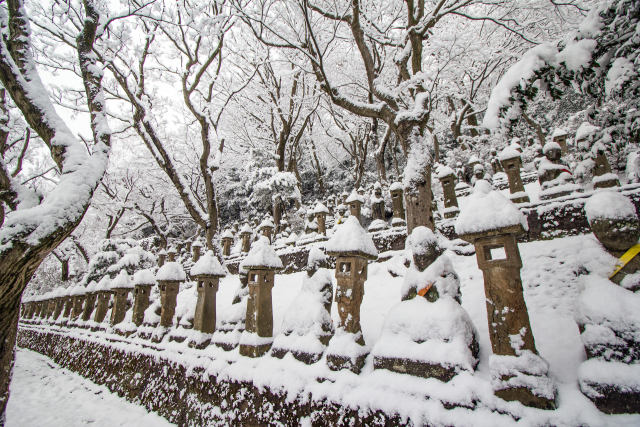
{"left": 467, "top": 155, "right": 481, "bottom": 179}
{"left": 437, "top": 166, "right": 459, "bottom": 219}
{"left": 185, "top": 240, "right": 192, "bottom": 253}
{"left": 258, "top": 218, "right": 275, "bottom": 243}
{"left": 591, "top": 143, "right": 620, "bottom": 189}
{"left": 239, "top": 224, "right": 252, "bottom": 253}
{"left": 239, "top": 237, "right": 283, "bottom": 358}
{"left": 499, "top": 146, "right": 530, "bottom": 203}
{"left": 53, "top": 288, "right": 66, "bottom": 320}
{"left": 81, "top": 280, "right": 98, "bottom": 322}
{"left": 345, "top": 189, "right": 364, "bottom": 223}
{"left": 62, "top": 286, "right": 75, "bottom": 320}
{"left": 456, "top": 181, "right": 555, "bottom": 409}
{"left": 92, "top": 276, "right": 112, "bottom": 326}
{"left": 389, "top": 181, "right": 405, "bottom": 222}
{"left": 155, "top": 261, "right": 186, "bottom": 329}
{"left": 370, "top": 183, "right": 385, "bottom": 221}
{"left": 157, "top": 249, "right": 167, "bottom": 267}
{"left": 71, "top": 284, "right": 86, "bottom": 321}
{"left": 166, "top": 246, "right": 177, "bottom": 262}
{"left": 325, "top": 216, "right": 378, "bottom": 373}
{"left": 110, "top": 270, "right": 133, "bottom": 326}
{"left": 313, "top": 202, "right": 330, "bottom": 236}
{"left": 220, "top": 230, "right": 234, "bottom": 256}
{"left": 132, "top": 269, "right": 156, "bottom": 327}
{"left": 192, "top": 240, "right": 203, "bottom": 262}
{"left": 551, "top": 128, "right": 569, "bottom": 153}
{"left": 191, "top": 250, "right": 227, "bottom": 340}
{"left": 45, "top": 292, "right": 56, "bottom": 319}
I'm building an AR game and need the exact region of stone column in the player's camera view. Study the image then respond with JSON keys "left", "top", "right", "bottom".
{"left": 346, "top": 190, "right": 364, "bottom": 223}
{"left": 438, "top": 171, "right": 459, "bottom": 219}
{"left": 62, "top": 294, "right": 74, "bottom": 319}
{"left": 592, "top": 144, "right": 620, "bottom": 189}
{"left": 71, "top": 288, "right": 86, "bottom": 320}
{"left": 81, "top": 281, "right": 98, "bottom": 322}
{"left": 157, "top": 250, "right": 167, "bottom": 267}
{"left": 325, "top": 216, "right": 378, "bottom": 373}
{"left": 110, "top": 288, "right": 130, "bottom": 325}
{"left": 389, "top": 183, "right": 405, "bottom": 220}
{"left": 53, "top": 296, "right": 65, "bottom": 320}
{"left": 155, "top": 262, "right": 185, "bottom": 330}
{"left": 240, "top": 226, "right": 252, "bottom": 253}
{"left": 239, "top": 238, "right": 283, "bottom": 358}
{"left": 132, "top": 271, "right": 155, "bottom": 327}
{"left": 167, "top": 247, "right": 177, "bottom": 262}
{"left": 314, "top": 203, "right": 329, "bottom": 235}
{"left": 500, "top": 148, "right": 530, "bottom": 203}
{"left": 460, "top": 224, "right": 555, "bottom": 409}
{"left": 221, "top": 236, "right": 233, "bottom": 256}
{"left": 93, "top": 291, "right": 111, "bottom": 325}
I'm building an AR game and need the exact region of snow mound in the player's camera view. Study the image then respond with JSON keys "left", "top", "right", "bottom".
{"left": 156, "top": 262, "right": 186, "bottom": 281}
{"left": 241, "top": 236, "right": 283, "bottom": 270}
{"left": 133, "top": 269, "right": 156, "bottom": 286}
{"left": 345, "top": 189, "right": 364, "bottom": 204}
{"left": 191, "top": 250, "right": 227, "bottom": 277}
{"left": 110, "top": 270, "right": 133, "bottom": 289}
{"left": 325, "top": 216, "right": 378, "bottom": 258}
{"left": 455, "top": 180, "right": 527, "bottom": 235}
{"left": 498, "top": 146, "right": 521, "bottom": 161}
{"left": 313, "top": 203, "right": 329, "bottom": 214}
{"left": 584, "top": 191, "right": 637, "bottom": 223}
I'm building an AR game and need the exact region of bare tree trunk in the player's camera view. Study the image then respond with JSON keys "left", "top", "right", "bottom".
{"left": 61, "top": 259, "right": 69, "bottom": 282}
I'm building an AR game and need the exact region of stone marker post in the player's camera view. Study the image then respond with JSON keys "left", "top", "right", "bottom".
{"left": 499, "top": 147, "right": 530, "bottom": 203}
{"left": 81, "top": 281, "right": 98, "bottom": 322}
{"left": 221, "top": 231, "right": 234, "bottom": 256}
{"left": 389, "top": 182, "right": 405, "bottom": 221}
{"left": 192, "top": 241, "right": 203, "bottom": 262}
{"left": 346, "top": 190, "right": 364, "bottom": 224}
{"left": 438, "top": 170, "right": 459, "bottom": 218}
{"left": 167, "top": 246, "right": 177, "bottom": 262}
{"left": 71, "top": 286, "right": 86, "bottom": 320}
{"left": 110, "top": 271, "right": 133, "bottom": 326}
{"left": 157, "top": 250, "right": 167, "bottom": 267}
{"left": 92, "top": 277, "right": 112, "bottom": 326}
{"left": 133, "top": 270, "right": 156, "bottom": 327}
{"left": 314, "top": 203, "right": 330, "bottom": 236}
{"left": 192, "top": 251, "right": 227, "bottom": 339}
{"left": 240, "top": 225, "right": 252, "bottom": 253}
{"left": 156, "top": 262, "right": 186, "bottom": 329}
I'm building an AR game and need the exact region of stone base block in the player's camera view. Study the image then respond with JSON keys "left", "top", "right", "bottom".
{"left": 239, "top": 343, "right": 271, "bottom": 358}
{"left": 593, "top": 177, "right": 620, "bottom": 189}
{"left": 326, "top": 353, "right": 367, "bottom": 374}
{"left": 579, "top": 381, "right": 640, "bottom": 414}
{"left": 495, "top": 387, "right": 556, "bottom": 410}
{"left": 444, "top": 210, "right": 459, "bottom": 219}
{"left": 373, "top": 356, "right": 458, "bottom": 382}
{"left": 271, "top": 347, "right": 323, "bottom": 365}
{"left": 510, "top": 194, "right": 530, "bottom": 204}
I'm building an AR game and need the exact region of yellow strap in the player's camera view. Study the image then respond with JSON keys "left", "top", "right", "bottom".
{"left": 609, "top": 243, "right": 640, "bottom": 279}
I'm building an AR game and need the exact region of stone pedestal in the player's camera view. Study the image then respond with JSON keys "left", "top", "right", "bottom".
{"left": 93, "top": 291, "right": 111, "bottom": 325}
{"left": 192, "top": 242, "right": 202, "bottom": 262}
{"left": 239, "top": 269, "right": 276, "bottom": 357}
{"left": 221, "top": 236, "right": 233, "bottom": 256}
{"left": 316, "top": 212, "right": 327, "bottom": 235}
{"left": 460, "top": 224, "right": 556, "bottom": 409}
{"left": 438, "top": 172, "right": 459, "bottom": 219}
{"left": 592, "top": 145, "right": 620, "bottom": 189}
{"left": 157, "top": 251, "right": 167, "bottom": 267}
{"left": 81, "top": 292, "right": 97, "bottom": 322}
{"left": 72, "top": 293, "right": 86, "bottom": 320}
{"left": 132, "top": 285, "right": 152, "bottom": 326}
{"left": 193, "top": 276, "right": 220, "bottom": 335}
{"left": 500, "top": 153, "right": 530, "bottom": 204}
{"left": 240, "top": 229, "right": 252, "bottom": 253}
{"left": 62, "top": 296, "right": 74, "bottom": 319}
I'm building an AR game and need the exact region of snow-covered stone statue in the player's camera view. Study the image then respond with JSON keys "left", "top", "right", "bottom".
{"left": 372, "top": 226, "right": 478, "bottom": 381}
{"left": 190, "top": 250, "right": 227, "bottom": 348}
{"left": 389, "top": 181, "right": 405, "bottom": 225}
{"left": 457, "top": 180, "right": 556, "bottom": 410}
{"left": 239, "top": 237, "right": 283, "bottom": 358}
{"left": 370, "top": 182, "right": 385, "bottom": 221}
{"left": 325, "top": 216, "right": 378, "bottom": 373}
{"left": 258, "top": 218, "right": 275, "bottom": 243}
{"left": 538, "top": 141, "right": 581, "bottom": 200}
{"left": 272, "top": 247, "right": 334, "bottom": 363}
{"left": 490, "top": 148, "right": 503, "bottom": 173}
{"left": 239, "top": 224, "right": 252, "bottom": 253}
{"left": 499, "top": 146, "right": 530, "bottom": 204}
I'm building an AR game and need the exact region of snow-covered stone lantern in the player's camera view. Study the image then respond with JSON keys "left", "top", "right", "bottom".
{"left": 81, "top": 280, "right": 98, "bottom": 322}
{"left": 133, "top": 269, "right": 156, "bottom": 327}
{"left": 575, "top": 122, "right": 599, "bottom": 151}
{"left": 191, "top": 250, "right": 227, "bottom": 338}
{"left": 239, "top": 224, "right": 252, "bottom": 253}
{"left": 325, "top": 216, "right": 378, "bottom": 373}
{"left": 258, "top": 218, "right": 275, "bottom": 243}
{"left": 220, "top": 230, "right": 234, "bottom": 256}
{"left": 62, "top": 285, "right": 75, "bottom": 320}
{"left": 71, "top": 284, "right": 86, "bottom": 321}
{"left": 92, "top": 276, "right": 112, "bottom": 325}
{"left": 389, "top": 181, "right": 405, "bottom": 222}
{"left": 239, "top": 237, "right": 283, "bottom": 358}
{"left": 110, "top": 270, "right": 133, "bottom": 325}
{"left": 156, "top": 261, "right": 186, "bottom": 328}
{"left": 370, "top": 182, "right": 385, "bottom": 221}
{"left": 157, "top": 249, "right": 167, "bottom": 267}
{"left": 345, "top": 189, "right": 364, "bottom": 223}
{"left": 591, "top": 143, "right": 620, "bottom": 189}
{"left": 437, "top": 165, "right": 459, "bottom": 219}
{"left": 185, "top": 240, "right": 192, "bottom": 253}
{"left": 166, "top": 246, "right": 177, "bottom": 262}
{"left": 192, "top": 240, "right": 203, "bottom": 262}
{"left": 551, "top": 127, "right": 569, "bottom": 153}
{"left": 499, "top": 146, "right": 530, "bottom": 204}
{"left": 53, "top": 288, "right": 66, "bottom": 320}
{"left": 313, "top": 202, "right": 330, "bottom": 236}
{"left": 456, "top": 181, "right": 556, "bottom": 409}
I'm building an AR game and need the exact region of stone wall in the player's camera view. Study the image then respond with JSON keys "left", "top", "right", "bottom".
{"left": 16, "top": 327, "right": 412, "bottom": 426}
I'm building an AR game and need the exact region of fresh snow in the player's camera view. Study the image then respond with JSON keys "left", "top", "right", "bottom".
{"left": 584, "top": 190, "right": 637, "bottom": 223}
{"left": 155, "top": 262, "right": 186, "bottom": 282}
{"left": 325, "top": 216, "right": 378, "bottom": 257}
{"left": 191, "top": 250, "right": 227, "bottom": 277}
{"left": 240, "top": 236, "right": 283, "bottom": 270}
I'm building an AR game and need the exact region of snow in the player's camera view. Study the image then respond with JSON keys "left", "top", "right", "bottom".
{"left": 220, "top": 229, "right": 234, "bottom": 239}
{"left": 455, "top": 180, "right": 528, "bottom": 235}
{"left": 543, "top": 141, "right": 562, "bottom": 154}
{"left": 575, "top": 122, "right": 599, "bottom": 142}
{"left": 584, "top": 190, "right": 637, "bottom": 223}
{"left": 498, "top": 146, "right": 521, "bottom": 161}
{"left": 325, "top": 216, "right": 378, "bottom": 258}
{"left": 155, "top": 262, "right": 186, "bottom": 281}
{"left": 552, "top": 128, "right": 569, "bottom": 138}
{"left": 258, "top": 218, "right": 275, "bottom": 230}
{"left": 556, "top": 39, "right": 597, "bottom": 72}
{"left": 239, "top": 224, "right": 252, "bottom": 235}
{"left": 5, "top": 348, "right": 172, "bottom": 426}
{"left": 312, "top": 203, "right": 329, "bottom": 214}
{"left": 437, "top": 165, "right": 455, "bottom": 179}
{"left": 86, "top": 281, "right": 98, "bottom": 293}
{"left": 605, "top": 57, "right": 635, "bottom": 96}
{"left": 579, "top": 359, "right": 640, "bottom": 399}
{"left": 240, "top": 236, "right": 283, "bottom": 270}
{"left": 110, "top": 270, "right": 133, "bottom": 289}
{"left": 191, "top": 250, "right": 227, "bottom": 277}
{"left": 96, "top": 276, "right": 111, "bottom": 292}
{"left": 345, "top": 189, "right": 364, "bottom": 204}
{"left": 489, "top": 350, "right": 556, "bottom": 400}
{"left": 389, "top": 181, "right": 403, "bottom": 191}
{"left": 134, "top": 269, "right": 156, "bottom": 286}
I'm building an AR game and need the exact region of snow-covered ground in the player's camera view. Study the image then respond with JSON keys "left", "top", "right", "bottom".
{"left": 5, "top": 348, "right": 172, "bottom": 427}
